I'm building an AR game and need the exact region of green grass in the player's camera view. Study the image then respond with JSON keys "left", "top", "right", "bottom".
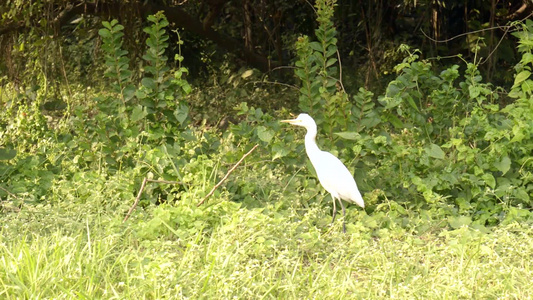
{"left": 1, "top": 197, "right": 532, "bottom": 299}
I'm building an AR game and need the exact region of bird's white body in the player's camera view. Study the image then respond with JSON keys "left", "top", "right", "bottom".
{"left": 306, "top": 146, "right": 365, "bottom": 208}
{"left": 281, "top": 113, "right": 364, "bottom": 231}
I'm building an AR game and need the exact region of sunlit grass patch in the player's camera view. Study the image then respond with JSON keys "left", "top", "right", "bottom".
{"left": 1, "top": 199, "right": 532, "bottom": 299}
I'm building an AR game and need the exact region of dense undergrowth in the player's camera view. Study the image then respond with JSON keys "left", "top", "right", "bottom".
{"left": 0, "top": 1, "right": 532, "bottom": 298}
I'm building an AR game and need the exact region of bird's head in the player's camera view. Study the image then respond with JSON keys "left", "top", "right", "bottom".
{"left": 280, "top": 113, "right": 316, "bottom": 130}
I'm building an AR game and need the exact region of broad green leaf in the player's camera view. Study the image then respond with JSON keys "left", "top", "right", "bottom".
{"left": 309, "top": 41, "right": 323, "bottom": 52}
{"left": 181, "top": 82, "right": 192, "bottom": 95}
{"left": 135, "top": 88, "right": 147, "bottom": 99}
{"left": 448, "top": 216, "right": 472, "bottom": 229}
{"left": 334, "top": 132, "right": 360, "bottom": 140}
{"left": 272, "top": 143, "right": 289, "bottom": 160}
{"left": 241, "top": 69, "right": 254, "bottom": 79}
{"left": 112, "top": 31, "right": 124, "bottom": 39}
{"left": 386, "top": 112, "right": 404, "bottom": 128}
{"left": 325, "top": 27, "right": 336, "bottom": 37}
{"left": 325, "top": 58, "right": 337, "bottom": 67}
{"left": 427, "top": 143, "right": 445, "bottom": 159}
{"left": 386, "top": 83, "right": 400, "bottom": 97}
{"left": 514, "top": 189, "right": 529, "bottom": 202}
{"left": 405, "top": 95, "right": 419, "bottom": 112}
{"left": 130, "top": 105, "right": 147, "bottom": 122}
{"left": 325, "top": 46, "right": 337, "bottom": 58}
{"left": 98, "top": 28, "right": 111, "bottom": 38}
{"left": 326, "top": 78, "right": 337, "bottom": 87}
{"left": 469, "top": 85, "right": 480, "bottom": 99}
{"left": 521, "top": 52, "right": 533, "bottom": 65}
{"left": 481, "top": 173, "right": 496, "bottom": 189}
{"left": 141, "top": 77, "right": 156, "bottom": 90}
{"left": 294, "top": 69, "right": 307, "bottom": 79}
{"left": 521, "top": 79, "right": 533, "bottom": 94}
{"left": 0, "top": 148, "right": 17, "bottom": 160}
{"left": 373, "top": 136, "right": 387, "bottom": 145}
{"left": 362, "top": 215, "right": 378, "bottom": 229}
{"left": 174, "top": 104, "right": 189, "bottom": 124}
{"left": 513, "top": 70, "right": 531, "bottom": 87}
{"left": 494, "top": 155, "right": 511, "bottom": 174}
{"left": 511, "top": 124, "right": 525, "bottom": 143}
{"left": 257, "top": 126, "right": 274, "bottom": 143}
{"left": 361, "top": 115, "right": 381, "bottom": 128}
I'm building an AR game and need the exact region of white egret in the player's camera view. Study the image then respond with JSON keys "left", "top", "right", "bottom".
{"left": 281, "top": 113, "right": 365, "bottom": 232}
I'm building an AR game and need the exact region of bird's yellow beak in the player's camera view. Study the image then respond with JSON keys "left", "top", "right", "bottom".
{"left": 280, "top": 118, "right": 300, "bottom": 124}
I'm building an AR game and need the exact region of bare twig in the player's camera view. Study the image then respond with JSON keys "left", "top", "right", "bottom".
{"left": 421, "top": 10, "right": 533, "bottom": 44}
{"left": 123, "top": 178, "right": 182, "bottom": 223}
{"left": 0, "top": 186, "right": 21, "bottom": 212}
{"left": 0, "top": 186, "right": 20, "bottom": 200}
{"left": 58, "top": 45, "right": 73, "bottom": 106}
{"left": 420, "top": 11, "right": 533, "bottom": 69}
{"left": 421, "top": 26, "right": 509, "bottom": 43}
{"left": 480, "top": 24, "right": 512, "bottom": 65}
{"left": 268, "top": 65, "right": 297, "bottom": 72}
{"left": 304, "top": 0, "right": 317, "bottom": 13}
{"left": 245, "top": 80, "right": 299, "bottom": 90}
{"left": 336, "top": 50, "right": 346, "bottom": 94}
{"left": 197, "top": 144, "right": 259, "bottom": 207}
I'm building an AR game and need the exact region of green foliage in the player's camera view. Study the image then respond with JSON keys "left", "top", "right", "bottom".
{"left": 313, "top": 0, "right": 339, "bottom": 97}
{"left": 139, "top": 12, "right": 171, "bottom": 111}
{"left": 510, "top": 19, "right": 533, "bottom": 99}
{"left": 187, "top": 61, "right": 297, "bottom": 127}
{"left": 292, "top": 0, "right": 382, "bottom": 180}
{"left": 138, "top": 12, "right": 191, "bottom": 142}
{"left": 295, "top": 35, "right": 321, "bottom": 114}
{"left": 0, "top": 12, "right": 193, "bottom": 206}
{"left": 367, "top": 39, "right": 532, "bottom": 224}
{"left": 291, "top": 12, "right": 532, "bottom": 228}
{"left": 0, "top": 93, "right": 49, "bottom": 152}
{"left": 99, "top": 20, "right": 134, "bottom": 104}
{"left": 1, "top": 5, "right": 533, "bottom": 298}
{"left": 352, "top": 87, "right": 380, "bottom": 130}
{"left": 88, "top": 13, "right": 191, "bottom": 168}
{"left": 294, "top": 0, "right": 354, "bottom": 137}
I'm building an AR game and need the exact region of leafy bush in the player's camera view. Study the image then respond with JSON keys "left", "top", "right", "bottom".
{"left": 1, "top": 4, "right": 533, "bottom": 299}
{"left": 289, "top": 0, "right": 532, "bottom": 228}
{"left": 0, "top": 4, "right": 531, "bottom": 234}
{"left": 0, "top": 12, "right": 193, "bottom": 204}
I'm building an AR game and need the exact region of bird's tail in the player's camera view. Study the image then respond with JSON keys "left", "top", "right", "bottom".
{"left": 351, "top": 189, "right": 365, "bottom": 208}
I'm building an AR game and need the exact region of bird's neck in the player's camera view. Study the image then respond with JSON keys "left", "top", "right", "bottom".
{"left": 304, "top": 125, "right": 321, "bottom": 158}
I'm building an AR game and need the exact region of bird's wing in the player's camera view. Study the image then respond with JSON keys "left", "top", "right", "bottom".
{"left": 310, "top": 151, "right": 365, "bottom": 208}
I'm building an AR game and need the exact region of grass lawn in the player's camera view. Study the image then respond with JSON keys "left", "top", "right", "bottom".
{"left": 1, "top": 199, "right": 532, "bottom": 299}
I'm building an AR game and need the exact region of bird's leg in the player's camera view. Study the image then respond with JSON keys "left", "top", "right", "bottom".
{"left": 331, "top": 196, "right": 337, "bottom": 225}
{"left": 339, "top": 199, "right": 346, "bottom": 233}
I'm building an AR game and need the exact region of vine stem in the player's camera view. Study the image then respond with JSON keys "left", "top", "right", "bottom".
{"left": 197, "top": 144, "right": 259, "bottom": 207}
{"left": 123, "top": 179, "right": 182, "bottom": 223}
